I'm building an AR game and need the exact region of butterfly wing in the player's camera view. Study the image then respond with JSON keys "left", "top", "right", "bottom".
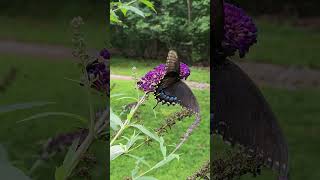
{"left": 212, "top": 59, "right": 289, "bottom": 176}
{"left": 163, "top": 80, "right": 199, "bottom": 113}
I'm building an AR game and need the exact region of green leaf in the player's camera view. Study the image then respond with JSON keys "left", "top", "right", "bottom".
{"left": 116, "top": 97, "right": 138, "bottom": 101}
{"left": 121, "top": 5, "right": 145, "bottom": 18}
{"left": 54, "top": 138, "right": 80, "bottom": 180}
{"left": 118, "top": 2, "right": 128, "bottom": 16}
{"left": 152, "top": 154, "right": 179, "bottom": 170}
{"left": 124, "top": 131, "right": 143, "bottom": 151}
{"left": 63, "top": 138, "right": 80, "bottom": 170}
{"left": 55, "top": 166, "right": 67, "bottom": 180}
{"left": 136, "top": 176, "right": 158, "bottom": 180}
{"left": 0, "top": 102, "right": 55, "bottom": 114}
{"left": 131, "top": 167, "right": 138, "bottom": 178}
{"left": 110, "top": 93, "right": 125, "bottom": 98}
{"left": 110, "top": 145, "right": 125, "bottom": 160}
{"left": 127, "top": 103, "right": 137, "bottom": 120}
{"left": 139, "top": 0, "right": 157, "bottom": 13}
{"left": 130, "top": 124, "right": 160, "bottom": 142}
{"left": 159, "top": 137, "right": 166, "bottom": 158}
{"left": 16, "top": 112, "right": 87, "bottom": 124}
{"left": 110, "top": 10, "right": 122, "bottom": 24}
{"left": 110, "top": 108, "right": 123, "bottom": 130}
{"left": 152, "top": 108, "right": 157, "bottom": 118}
{"left": 126, "top": 154, "right": 151, "bottom": 168}
{"left": 63, "top": 77, "right": 82, "bottom": 84}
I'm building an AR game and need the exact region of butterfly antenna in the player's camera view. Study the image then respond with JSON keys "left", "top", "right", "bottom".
{"left": 153, "top": 101, "right": 160, "bottom": 109}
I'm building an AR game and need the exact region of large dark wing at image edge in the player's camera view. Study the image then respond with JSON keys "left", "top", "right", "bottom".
{"left": 212, "top": 59, "right": 289, "bottom": 176}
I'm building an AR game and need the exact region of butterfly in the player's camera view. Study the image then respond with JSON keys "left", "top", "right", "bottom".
{"left": 211, "top": 0, "right": 289, "bottom": 179}
{"left": 153, "top": 50, "right": 199, "bottom": 113}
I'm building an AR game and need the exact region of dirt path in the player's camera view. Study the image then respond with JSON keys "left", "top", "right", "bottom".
{"left": 1, "top": 40, "right": 319, "bottom": 90}
{"left": 111, "top": 74, "right": 209, "bottom": 90}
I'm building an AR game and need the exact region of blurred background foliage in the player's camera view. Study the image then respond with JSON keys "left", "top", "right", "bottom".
{"left": 0, "top": 0, "right": 105, "bottom": 20}
{"left": 110, "top": 0, "right": 210, "bottom": 64}
{"left": 229, "top": 0, "right": 320, "bottom": 17}
{"left": 1, "top": 0, "right": 320, "bottom": 65}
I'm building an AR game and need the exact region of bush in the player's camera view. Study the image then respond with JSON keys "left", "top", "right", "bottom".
{"left": 110, "top": 0, "right": 210, "bottom": 64}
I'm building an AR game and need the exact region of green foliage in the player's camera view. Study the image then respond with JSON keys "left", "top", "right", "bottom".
{"left": 110, "top": 92, "right": 181, "bottom": 179}
{"left": 111, "top": 0, "right": 210, "bottom": 63}
{"left": 0, "top": 0, "right": 105, "bottom": 19}
{"left": 110, "top": 0, "right": 156, "bottom": 24}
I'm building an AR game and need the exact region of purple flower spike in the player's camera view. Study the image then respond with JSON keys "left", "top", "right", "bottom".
{"left": 86, "top": 49, "right": 110, "bottom": 96}
{"left": 216, "top": 3, "right": 258, "bottom": 58}
{"left": 137, "top": 63, "right": 191, "bottom": 92}
{"left": 99, "top": 48, "right": 111, "bottom": 59}
{"left": 179, "top": 63, "right": 190, "bottom": 80}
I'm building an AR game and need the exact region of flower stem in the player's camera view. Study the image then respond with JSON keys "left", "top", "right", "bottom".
{"left": 66, "top": 131, "right": 95, "bottom": 178}
{"left": 110, "top": 93, "right": 147, "bottom": 146}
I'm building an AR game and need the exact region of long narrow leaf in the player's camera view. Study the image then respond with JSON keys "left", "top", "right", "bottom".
{"left": 121, "top": 5, "right": 145, "bottom": 17}
{"left": 55, "top": 166, "right": 67, "bottom": 180}
{"left": 136, "top": 176, "right": 158, "bottom": 180}
{"left": 159, "top": 137, "right": 166, "bottom": 158}
{"left": 110, "top": 108, "right": 123, "bottom": 130}
{"left": 16, "top": 112, "right": 87, "bottom": 124}
{"left": 139, "top": 0, "right": 157, "bottom": 12}
{"left": 152, "top": 154, "right": 179, "bottom": 170}
{"left": 110, "top": 93, "right": 125, "bottom": 98}
{"left": 126, "top": 154, "right": 151, "bottom": 168}
{"left": 130, "top": 124, "right": 160, "bottom": 142}
{"left": 63, "top": 138, "right": 80, "bottom": 170}
{"left": 0, "top": 102, "right": 55, "bottom": 114}
{"left": 110, "top": 145, "right": 125, "bottom": 160}
{"left": 116, "top": 97, "right": 138, "bottom": 101}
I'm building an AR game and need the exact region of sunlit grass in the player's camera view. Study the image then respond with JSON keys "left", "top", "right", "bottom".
{"left": 110, "top": 79, "right": 210, "bottom": 179}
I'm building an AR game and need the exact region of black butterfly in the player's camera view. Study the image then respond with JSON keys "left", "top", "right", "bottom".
{"left": 154, "top": 50, "right": 199, "bottom": 113}
{"left": 211, "top": 0, "right": 289, "bottom": 179}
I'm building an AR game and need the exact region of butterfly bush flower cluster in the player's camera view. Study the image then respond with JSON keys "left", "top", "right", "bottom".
{"left": 216, "top": 3, "right": 258, "bottom": 58}
{"left": 137, "top": 63, "right": 191, "bottom": 92}
{"left": 86, "top": 48, "right": 110, "bottom": 96}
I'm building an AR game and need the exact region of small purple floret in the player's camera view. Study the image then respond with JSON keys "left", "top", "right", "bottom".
{"left": 86, "top": 49, "right": 110, "bottom": 96}
{"left": 99, "top": 48, "right": 111, "bottom": 60}
{"left": 137, "top": 63, "right": 191, "bottom": 92}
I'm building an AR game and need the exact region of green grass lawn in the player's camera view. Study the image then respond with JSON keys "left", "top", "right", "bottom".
{"left": 0, "top": 16, "right": 107, "bottom": 48}
{"left": 243, "top": 19, "right": 320, "bottom": 69}
{"left": 110, "top": 56, "right": 210, "bottom": 83}
{"left": 110, "top": 79, "right": 210, "bottom": 180}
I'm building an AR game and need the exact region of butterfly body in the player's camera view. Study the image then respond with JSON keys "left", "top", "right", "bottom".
{"left": 154, "top": 50, "right": 181, "bottom": 107}
{"left": 153, "top": 50, "right": 199, "bottom": 113}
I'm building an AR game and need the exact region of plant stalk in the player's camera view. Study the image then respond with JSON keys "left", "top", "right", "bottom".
{"left": 110, "top": 93, "right": 147, "bottom": 146}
